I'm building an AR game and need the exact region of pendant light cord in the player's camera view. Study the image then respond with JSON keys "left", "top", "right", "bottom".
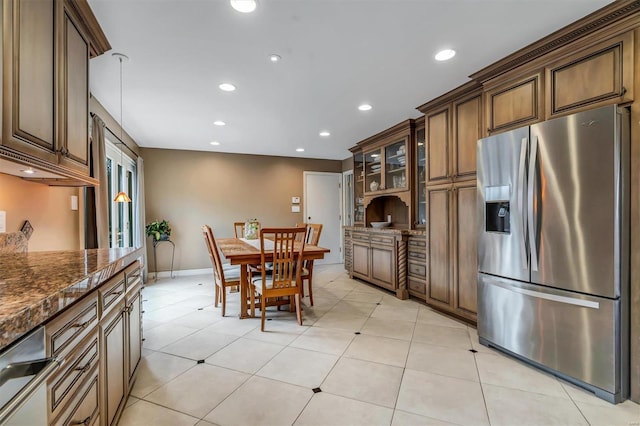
{"left": 119, "top": 56, "right": 124, "bottom": 166}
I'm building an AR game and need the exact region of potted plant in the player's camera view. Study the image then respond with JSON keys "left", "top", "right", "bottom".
{"left": 146, "top": 219, "right": 171, "bottom": 241}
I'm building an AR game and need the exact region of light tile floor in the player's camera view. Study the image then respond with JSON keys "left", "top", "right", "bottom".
{"left": 119, "top": 264, "right": 640, "bottom": 426}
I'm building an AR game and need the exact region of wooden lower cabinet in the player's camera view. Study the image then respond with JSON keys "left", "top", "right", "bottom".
{"left": 44, "top": 259, "right": 141, "bottom": 425}
{"left": 426, "top": 181, "right": 478, "bottom": 321}
{"left": 55, "top": 367, "right": 100, "bottom": 426}
{"left": 343, "top": 228, "right": 352, "bottom": 272}
{"left": 407, "top": 236, "right": 427, "bottom": 300}
{"left": 100, "top": 299, "right": 127, "bottom": 426}
{"left": 348, "top": 230, "right": 407, "bottom": 298}
{"left": 352, "top": 241, "right": 370, "bottom": 278}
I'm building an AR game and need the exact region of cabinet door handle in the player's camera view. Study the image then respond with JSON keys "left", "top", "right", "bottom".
{"left": 74, "top": 363, "right": 91, "bottom": 374}
{"left": 110, "top": 290, "right": 124, "bottom": 298}
{"left": 71, "top": 320, "right": 91, "bottom": 329}
{"left": 127, "top": 304, "right": 135, "bottom": 314}
{"left": 70, "top": 415, "right": 92, "bottom": 425}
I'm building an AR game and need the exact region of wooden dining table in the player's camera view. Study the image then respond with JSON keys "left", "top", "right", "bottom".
{"left": 216, "top": 237, "right": 330, "bottom": 319}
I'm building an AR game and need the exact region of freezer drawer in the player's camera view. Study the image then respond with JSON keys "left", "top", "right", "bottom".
{"left": 478, "top": 274, "right": 624, "bottom": 401}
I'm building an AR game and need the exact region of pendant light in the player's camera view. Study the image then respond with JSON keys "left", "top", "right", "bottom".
{"left": 113, "top": 52, "right": 131, "bottom": 203}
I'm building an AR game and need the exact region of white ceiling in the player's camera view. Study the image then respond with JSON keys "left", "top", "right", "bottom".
{"left": 88, "top": 0, "right": 611, "bottom": 161}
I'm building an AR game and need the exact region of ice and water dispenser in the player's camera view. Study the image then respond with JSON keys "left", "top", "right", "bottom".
{"left": 484, "top": 185, "right": 510, "bottom": 233}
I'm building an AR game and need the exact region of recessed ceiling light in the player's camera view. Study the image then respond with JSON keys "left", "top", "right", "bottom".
{"left": 213, "top": 120, "right": 226, "bottom": 126}
{"left": 21, "top": 169, "right": 35, "bottom": 174}
{"left": 319, "top": 131, "right": 330, "bottom": 137}
{"left": 219, "top": 83, "right": 236, "bottom": 92}
{"left": 418, "top": 142, "right": 424, "bottom": 146}
{"left": 435, "top": 49, "right": 456, "bottom": 61}
{"left": 210, "top": 141, "right": 220, "bottom": 146}
{"left": 269, "top": 54, "right": 281, "bottom": 62}
{"left": 358, "top": 104, "right": 372, "bottom": 111}
{"left": 296, "top": 148, "right": 305, "bottom": 152}
{"left": 230, "top": 0, "right": 257, "bottom": 13}
{"left": 371, "top": 154, "right": 379, "bottom": 158}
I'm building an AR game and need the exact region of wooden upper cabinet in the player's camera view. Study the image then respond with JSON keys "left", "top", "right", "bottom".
{"left": 2, "top": 0, "right": 57, "bottom": 162}
{"left": 0, "top": 0, "right": 109, "bottom": 185}
{"left": 453, "top": 93, "right": 482, "bottom": 180}
{"left": 426, "top": 107, "right": 450, "bottom": 184}
{"left": 485, "top": 72, "right": 543, "bottom": 134}
{"left": 58, "top": 1, "right": 90, "bottom": 173}
{"left": 546, "top": 31, "right": 634, "bottom": 118}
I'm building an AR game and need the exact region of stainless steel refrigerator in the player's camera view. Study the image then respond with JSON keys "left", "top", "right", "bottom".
{"left": 476, "top": 104, "right": 630, "bottom": 403}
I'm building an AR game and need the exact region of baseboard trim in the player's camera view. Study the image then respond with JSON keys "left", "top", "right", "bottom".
{"left": 153, "top": 268, "right": 212, "bottom": 279}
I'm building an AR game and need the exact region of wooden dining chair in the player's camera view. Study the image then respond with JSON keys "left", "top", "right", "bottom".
{"left": 251, "top": 226, "right": 307, "bottom": 331}
{"left": 202, "top": 225, "right": 241, "bottom": 316}
{"left": 299, "top": 223, "right": 322, "bottom": 306}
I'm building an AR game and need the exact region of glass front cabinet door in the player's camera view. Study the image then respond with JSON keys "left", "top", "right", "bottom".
{"left": 416, "top": 127, "right": 426, "bottom": 226}
{"left": 354, "top": 152, "right": 365, "bottom": 225}
{"left": 385, "top": 139, "right": 407, "bottom": 191}
{"left": 364, "top": 148, "right": 382, "bottom": 193}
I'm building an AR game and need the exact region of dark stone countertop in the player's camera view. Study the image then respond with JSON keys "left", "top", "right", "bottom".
{"left": 0, "top": 247, "right": 143, "bottom": 350}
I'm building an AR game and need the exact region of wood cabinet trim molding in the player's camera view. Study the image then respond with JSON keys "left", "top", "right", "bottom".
{"left": 417, "top": 80, "right": 482, "bottom": 113}
{"left": 65, "top": 0, "right": 111, "bottom": 57}
{"left": 355, "top": 119, "right": 415, "bottom": 150}
{"left": 470, "top": 0, "right": 640, "bottom": 83}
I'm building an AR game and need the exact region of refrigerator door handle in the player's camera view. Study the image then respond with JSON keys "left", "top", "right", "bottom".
{"left": 518, "top": 137, "right": 528, "bottom": 268}
{"left": 528, "top": 135, "right": 539, "bottom": 271}
{"left": 482, "top": 276, "right": 600, "bottom": 309}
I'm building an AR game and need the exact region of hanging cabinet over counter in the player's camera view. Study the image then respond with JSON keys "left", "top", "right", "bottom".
{"left": 0, "top": 0, "right": 110, "bottom": 186}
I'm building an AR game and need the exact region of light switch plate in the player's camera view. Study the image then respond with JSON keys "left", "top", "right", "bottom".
{"left": 292, "top": 196, "right": 300, "bottom": 204}
{"left": 71, "top": 195, "right": 79, "bottom": 211}
{"left": 0, "top": 211, "right": 5, "bottom": 233}
{"left": 291, "top": 205, "right": 300, "bottom": 213}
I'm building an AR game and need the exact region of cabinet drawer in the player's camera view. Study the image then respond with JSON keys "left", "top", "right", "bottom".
{"left": 54, "top": 368, "right": 99, "bottom": 426}
{"left": 100, "top": 272, "right": 125, "bottom": 316}
{"left": 408, "top": 249, "right": 426, "bottom": 261}
{"left": 408, "top": 262, "right": 426, "bottom": 278}
{"left": 408, "top": 278, "right": 426, "bottom": 295}
{"left": 370, "top": 235, "right": 394, "bottom": 246}
{"left": 125, "top": 261, "right": 142, "bottom": 295}
{"left": 408, "top": 237, "right": 426, "bottom": 249}
{"left": 352, "top": 232, "right": 369, "bottom": 242}
{"left": 47, "top": 294, "right": 98, "bottom": 359}
{"left": 49, "top": 335, "right": 98, "bottom": 418}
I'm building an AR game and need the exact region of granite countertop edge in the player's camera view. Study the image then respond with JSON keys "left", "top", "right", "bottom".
{"left": 344, "top": 226, "right": 426, "bottom": 236}
{"left": 0, "top": 247, "right": 143, "bottom": 351}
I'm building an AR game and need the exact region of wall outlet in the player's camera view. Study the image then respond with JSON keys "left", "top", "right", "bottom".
{"left": 291, "top": 205, "right": 300, "bottom": 213}
{"left": 0, "top": 211, "right": 5, "bottom": 233}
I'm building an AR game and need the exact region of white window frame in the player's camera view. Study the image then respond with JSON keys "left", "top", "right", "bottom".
{"left": 105, "top": 135, "right": 136, "bottom": 248}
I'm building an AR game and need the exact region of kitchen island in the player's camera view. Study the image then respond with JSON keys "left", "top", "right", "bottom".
{"left": 0, "top": 247, "right": 143, "bottom": 425}
{"left": 0, "top": 247, "right": 142, "bottom": 349}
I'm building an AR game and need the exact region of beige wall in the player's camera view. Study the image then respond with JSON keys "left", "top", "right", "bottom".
{"left": 142, "top": 148, "right": 342, "bottom": 272}
{"left": 342, "top": 156, "right": 354, "bottom": 172}
{"left": 0, "top": 173, "right": 80, "bottom": 251}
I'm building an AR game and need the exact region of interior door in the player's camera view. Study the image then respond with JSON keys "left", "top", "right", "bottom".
{"left": 303, "top": 171, "right": 342, "bottom": 264}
